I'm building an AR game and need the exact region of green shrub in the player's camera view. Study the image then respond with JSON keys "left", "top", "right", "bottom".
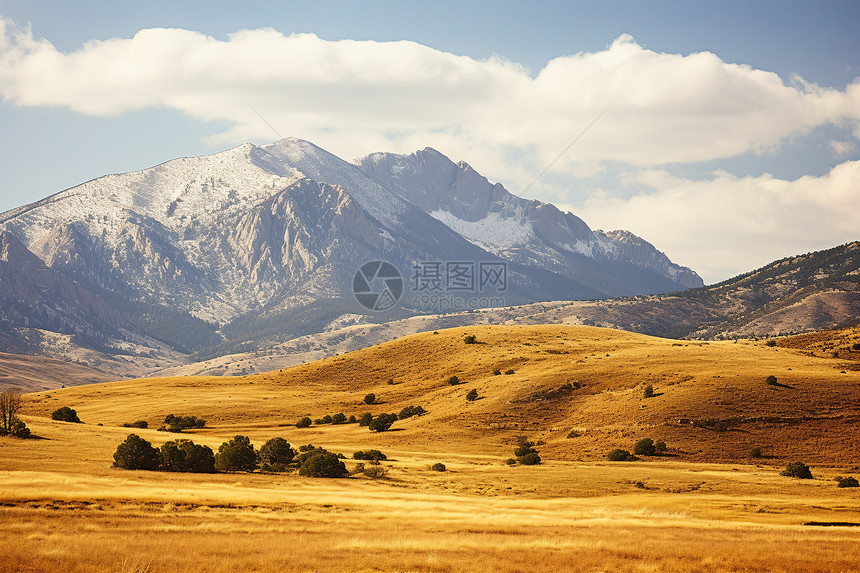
{"left": 504, "top": 369, "right": 515, "bottom": 375}
{"left": 463, "top": 334, "right": 477, "bottom": 344}
{"left": 634, "top": 438, "right": 656, "bottom": 456}
{"left": 398, "top": 405, "right": 426, "bottom": 419}
{"left": 780, "top": 461, "right": 813, "bottom": 479}
{"left": 466, "top": 389, "right": 478, "bottom": 401}
{"left": 3, "top": 419, "right": 31, "bottom": 438}
{"left": 258, "top": 437, "right": 295, "bottom": 466}
{"left": 447, "top": 376, "right": 460, "bottom": 386}
{"left": 513, "top": 436, "right": 541, "bottom": 465}
{"left": 358, "top": 412, "right": 373, "bottom": 427}
{"left": 298, "top": 451, "right": 349, "bottom": 478}
{"left": 835, "top": 476, "right": 859, "bottom": 488}
{"left": 518, "top": 452, "right": 541, "bottom": 465}
{"left": 113, "top": 434, "right": 160, "bottom": 470}
{"left": 332, "top": 413, "right": 347, "bottom": 424}
{"left": 493, "top": 369, "right": 502, "bottom": 376}
{"left": 51, "top": 406, "right": 81, "bottom": 423}
{"left": 122, "top": 420, "right": 148, "bottom": 429}
{"left": 353, "top": 449, "right": 387, "bottom": 462}
{"left": 160, "top": 439, "right": 215, "bottom": 473}
{"left": 161, "top": 414, "right": 205, "bottom": 432}
{"left": 364, "top": 393, "right": 376, "bottom": 405}
{"left": 362, "top": 465, "right": 388, "bottom": 479}
{"left": 608, "top": 449, "right": 634, "bottom": 461}
{"left": 765, "top": 375, "right": 778, "bottom": 386}
{"left": 296, "top": 417, "right": 312, "bottom": 428}
{"left": 314, "top": 414, "right": 333, "bottom": 425}
{"left": 214, "top": 435, "right": 257, "bottom": 472}
{"left": 655, "top": 440, "right": 667, "bottom": 453}
{"left": 505, "top": 458, "right": 517, "bottom": 466}
{"left": 430, "top": 463, "right": 446, "bottom": 472}
{"left": 348, "top": 415, "right": 357, "bottom": 423}
{"left": 368, "top": 413, "right": 398, "bottom": 432}
{"left": 643, "top": 383, "right": 654, "bottom": 398}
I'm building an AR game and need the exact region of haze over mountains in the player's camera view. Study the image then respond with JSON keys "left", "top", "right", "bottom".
{"left": 0, "top": 138, "right": 703, "bottom": 377}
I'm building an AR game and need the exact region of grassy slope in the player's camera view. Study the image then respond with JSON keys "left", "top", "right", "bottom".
{"left": 19, "top": 324, "right": 860, "bottom": 465}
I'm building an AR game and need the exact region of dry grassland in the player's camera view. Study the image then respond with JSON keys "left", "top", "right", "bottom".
{"left": 2, "top": 325, "right": 859, "bottom": 572}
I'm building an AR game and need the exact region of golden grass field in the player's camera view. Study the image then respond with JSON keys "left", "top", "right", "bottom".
{"left": 2, "top": 325, "right": 859, "bottom": 572}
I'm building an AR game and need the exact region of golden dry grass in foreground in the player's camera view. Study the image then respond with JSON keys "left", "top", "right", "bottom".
{"left": 2, "top": 325, "right": 860, "bottom": 572}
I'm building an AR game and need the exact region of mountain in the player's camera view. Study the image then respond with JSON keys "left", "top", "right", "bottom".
{"left": 0, "top": 138, "right": 699, "bottom": 375}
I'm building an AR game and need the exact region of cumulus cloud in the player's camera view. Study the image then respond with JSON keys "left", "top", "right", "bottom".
{"left": 574, "top": 160, "right": 860, "bottom": 283}
{"left": 1, "top": 19, "right": 859, "bottom": 176}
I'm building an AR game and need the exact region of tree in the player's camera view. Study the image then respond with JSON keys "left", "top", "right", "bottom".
{"left": 430, "top": 463, "right": 447, "bottom": 472}
{"left": 358, "top": 412, "right": 373, "bottom": 427}
{"left": 463, "top": 334, "right": 477, "bottom": 344}
{"left": 364, "top": 393, "right": 376, "bottom": 405}
{"left": 214, "top": 435, "right": 257, "bottom": 472}
{"left": 332, "top": 412, "right": 347, "bottom": 424}
{"left": 447, "top": 376, "right": 460, "bottom": 386}
{"left": 51, "top": 406, "right": 81, "bottom": 423}
{"left": 398, "top": 405, "right": 426, "bottom": 419}
{"left": 608, "top": 449, "right": 634, "bottom": 461}
{"left": 643, "top": 383, "right": 654, "bottom": 398}
{"left": 513, "top": 436, "right": 541, "bottom": 465}
{"left": 298, "top": 451, "right": 349, "bottom": 478}
{"left": 765, "top": 375, "right": 779, "bottom": 386}
{"left": 258, "top": 437, "right": 295, "bottom": 466}
{"left": 353, "top": 449, "right": 387, "bottom": 462}
{"left": 835, "top": 476, "right": 859, "bottom": 488}
{"left": 296, "top": 417, "right": 312, "bottom": 428}
{"left": 634, "top": 438, "right": 656, "bottom": 456}
{"left": 0, "top": 389, "right": 29, "bottom": 437}
{"left": 466, "top": 389, "right": 478, "bottom": 401}
{"left": 162, "top": 414, "right": 205, "bottom": 432}
{"left": 160, "top": 439, "right": 215, "bottom": 473}
{"left": 368, "top": 413, "right": 398, "bottom": 432}
{"left": 780, "top": 461, "right": 813, "bottom": 479}
{"left": 113, "top": 434, "right": 160, "bottom": 470}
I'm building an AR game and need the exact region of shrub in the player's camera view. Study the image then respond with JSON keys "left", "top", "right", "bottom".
{"left": 298, "top": 451, "right": 349, "bottom": 478}
{"left": 513, "top": 436, "right": 541, "bottom": 465}
{"left": 362, "top": 465, "right": 388, "bottom": 479}
{"left": 332, "top": 413, "right": 347, "bottom": 424}
{"left": 113, "top": 434, "right": 160, "bottom": 470}
{"left": 493, "top": 369, "right": 502, "bottom": 375}
{"left": 51, "top": 406, "right": 81, "bottom": 423}
{"left": 353, "top": 449, "right": 387, "bottom": 462}
{"left": 853, "top": 343, "right": 860, "bottom": 351}
{"left": 634, "top": 438, "right": 656, "bottom": 456}
{"left": 765, "top": 375, "right": 778, "bottom": 386}
{"left": 258, "top": 437, "right": 295, "bottom": 466}
{"left": 6, "top": 419, "right": 30, "bottom": 438}
{"left": 463, "top": 334, "right": 477, "bottom": 344}
{"left": 363, "top": 393, "right": 376, "bottom": 405}
{"left": 835, "top": 476, "right": 859, "bottom": 488}
{"left": 505, "top": 458, "right": 517, "bottom": 466}
{"left": 750, "top": 447, "right": 763, "bottom": 458}
{"left": 160, "top": 439, "right": 215, "bottom": 473}
{"left": 430, "top": 463, "right": 446, "bottom": 472}
{"left": 162, "top": 414, "right": 205, "bottom": 432}
{"left": 447, "top": 375, "right": 460, "bottom": 386}
{"left": 608, "top": 449, "right": 634, "bottom": 461}
{"left": 358, "top": 412, "right": 373, "bottom": 427}
{"left": 466, "top": 389, "right": 478, "bottom": 401}
{"left": 314, "top": 414, "right": 333, "bottom": 425}
{"left": 655, "top": 440, "right": 667, "bottom": 453}
{"left": 398, "top": 405, "right": 426, "bottom": 419}
{"left": 504, "top": 369, "right": 515, "bottom": 375}
{"left": 567, "top": 429, "right": 581, "bottom": 438}
{"left": 643, "top": 384, "right": 654, "bottom": 398}
{"left": 122, "top": 420, "right": 148, "bottom": 429}
{"left": 765, "top": 340, "right": 776, "bottom": 347}
{"left": 348, "top": 415, "right": 357, "bottom": 423}
{"left": 214, "top": 435, "right": 257, "bottom": 472}
{"left": 780, "top": 461, "right": 813, "bottom": 479}
{"left": 296, "top": 417, "right": 312, "bottom": 428}
{"left": 368, "top": 413, "right": 398, "bottom": 432}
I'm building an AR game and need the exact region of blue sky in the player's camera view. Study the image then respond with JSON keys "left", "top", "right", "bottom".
{"left": 1, "top": 0, "right": 859, "bottom": 282}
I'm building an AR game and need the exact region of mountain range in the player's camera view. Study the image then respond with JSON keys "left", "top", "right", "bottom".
{"left": 0, "top": 138, "right": 702, "bottom": 377}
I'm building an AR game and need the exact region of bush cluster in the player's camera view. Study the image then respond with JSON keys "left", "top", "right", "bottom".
{"left": 463, "top": 334, "right": 477, "bottom": 344}
{"left": 51, "top": 406, "right": 81, "bottom": 423}
{"left": 122, "top": 420, "right": 148, "bottom": 429}
{"left": 430, "top": 463, "right": 447, "bottom": 472}
{"left": 160, "top": 414, "right": 205, "bottom": 432}
{"left": 447, "top": 376, "right": 461, "bottom": 386}
{"left": 160, "top": 439, "right": 216, "bottom": 473}
{"left": 835, "top": 476, "right": 859, "bottom": 488}
{"left": 296, "top": 445, "right": 349, "bottom": 478}
{"left": 512, "top": 437, "right": 541, "bottom": 465}
{"left": 633, "top": 438, "right": 667, "bottom": 456}
{"left": 353, "top": 449, "right": 388, "bottom": 462}
{"left": 465, "top": 389, "right": 478, "bottom": 401}
{"left": 780, "top": 461, "right": 813, "bottom": 479}
{"left": 368, "top": 412, "right": 398, "bottom": 432}
{"left": 607, "top": 449, "right": 635, "bottom": 461}
{"left": 398, "top": 405, "right": 426, "bottom": 419}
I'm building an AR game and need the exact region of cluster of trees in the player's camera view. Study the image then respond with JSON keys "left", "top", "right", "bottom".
{"left": 51, "top": 406, "right": 81, "bottom": 423}
{"left": 0, "top": 390, "right": 30, "bottom": 438}
{"left": 508, "top": 437, "right": 541, "bottom": 465}
{"left": 112, "top": 434, "right": 350, "bottom": 478}
{"left": 608, "top": 438, "right": 667, "bottom": 461}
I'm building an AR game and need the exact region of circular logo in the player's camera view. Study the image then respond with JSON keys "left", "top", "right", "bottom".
{"left": 352, "top": 261, "right": 403, "bottom": 311}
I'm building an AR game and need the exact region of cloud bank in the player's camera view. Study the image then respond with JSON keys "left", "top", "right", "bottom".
{"left": 1, "top": 18, "right": 858, "bottom": 282}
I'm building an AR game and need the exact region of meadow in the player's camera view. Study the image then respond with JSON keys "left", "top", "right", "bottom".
{"left": 2, "top": 325, "right": 859, "bottom": 572}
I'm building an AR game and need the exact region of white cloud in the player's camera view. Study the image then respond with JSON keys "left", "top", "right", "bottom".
{"left": 1, "top": 21, "right": 859, "bottom": 177}
{"left": 575, "top": 160, "right": 860, "bottom": 283}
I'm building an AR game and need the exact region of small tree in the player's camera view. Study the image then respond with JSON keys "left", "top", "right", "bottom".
{"left": 358, "top": 412, "right": 373, "bottom": 427}
{"left": 162, "top": 414, "right": 205, "bottom": 432}
{"left": 466, "top": 389, "right": 478, "bottom": 401}
{"left": 364, "top": 393, "right": 376, "bottom": 405}
{"left": 513, "top": 436, "right": 541, "bottom": 465}
{"left": 51, "top": 406, "right": 81, "bottom": 423}
{"left": 463, "top": 334, "right": 477, "bottom": 344}
{"left": 214, "top": 435, "right": 257, "bottom": 472}
{"left": 398, "top": 405, "right": 426, "bottom": 419}
{"left": 447, "top": 376, "right": 460, "bottom": 386}
{"left": 122, "top": 420, "right": 148, "bottom": 429}
{"left": 353, "top": 449, "right": 387, "bottom": 462}
{"left": 296, "top": 417, "right": 312, "bottom": 428}
{"left": 765, "top": 375, "right": 778, "bottom": 386}
{"left": 332, "top": 412, "right": 347, "bottom": 424}
{"left": 0, "top": 389, "right": 29, "bottom": 437}
{"left": 643, "top": 384, "right": 654, "bottom": 398}
{"left": 368, "top": 413, "right": 398, "bottom": 432}
{"left": 258, "top": 437, "right": 295, "bottom": 466}
{"left": 430, "top": 463, "right": 447, "bottom": 472}
{"left": 750, "top": 447, "right": 763, "bottom": 458}
{"left": 634, "top": 438, "right": 656, "bottom": 456}
{"left": 298, "top": 451, "right": 348, "bottom": 478}
{"left": 780, "top": 461, "right": 813, "bottom": 479}
{"left": 835, "top": 476, "right": 859, "bottom": 488}
{"left": 113, "top": 434, "right": 160, "bottom": 470}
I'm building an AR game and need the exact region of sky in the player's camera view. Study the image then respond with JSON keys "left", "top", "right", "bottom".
{"left": 0, "top": 0, "right": 858, "bottom": 284}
